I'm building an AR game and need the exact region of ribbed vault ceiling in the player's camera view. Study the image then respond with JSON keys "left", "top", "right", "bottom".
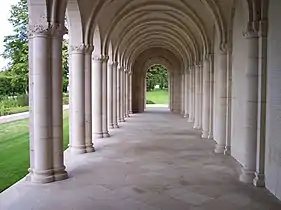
{"left": 66, "top": 0, "right": 237, "bottom": 72}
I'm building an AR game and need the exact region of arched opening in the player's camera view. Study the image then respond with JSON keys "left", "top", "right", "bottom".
{"left": 145, "top": 64, "right": 169, "bottom": 106}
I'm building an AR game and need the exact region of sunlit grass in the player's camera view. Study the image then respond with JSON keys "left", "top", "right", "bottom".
{"left": 0, "top": 112, "right": 69, "bottom": 192}
{"left": 146, "top": 88, "right": 169, "bottom": 104}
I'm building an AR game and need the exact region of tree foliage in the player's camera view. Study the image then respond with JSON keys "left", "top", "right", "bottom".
{"left": 146, "top": 65, "right": 168, "bottom": 91}
{"left": 0, "top": 0, "right": 69, "bottom": 96}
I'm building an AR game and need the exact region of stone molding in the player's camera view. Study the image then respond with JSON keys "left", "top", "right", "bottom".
{"left": 69, "top": 44, "right": 86, "bottom": 54}
{"left": 243, "top": 22, "right": 259, "bottom": 39}
{"left": 85, "top": 44, "right": 94, "bottom": 54}
{"left": 28, "top": 23, "right": 50, "bottom": 38}
{"left": 50, "top": 23, "right": 67, "bottom": 38}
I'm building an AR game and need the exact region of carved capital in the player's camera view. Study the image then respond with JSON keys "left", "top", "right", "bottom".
{"left": 50, "top": 23, "right": 67, "bottom": 38}
{"left": 85, "top": 44, "right": 94, "bottom": 54}
{"left": 117, "top": 65, "right": 124, "bottom": 71}
{"left": 243, "top": 22, "right": 259, "bottom": 39}
{"left": 69, "top": 44, "right": 85, "bottom": 54}
{"left": 28, "top": 23, "right": 50, "bottom": 38}
{"left": 219, "top": 42, "right": 228, "bottom": 53}
{"left": 102, "top": 55, "right": 109, "bottom": 62}
{"left": 259, "top": 20, "right": 268, "bottom": 38}
{"left": 92, "top": 54, "right": 103, "bottom": 62}
{"left": 28, "top": 15, "right": 50, "bottom": 38}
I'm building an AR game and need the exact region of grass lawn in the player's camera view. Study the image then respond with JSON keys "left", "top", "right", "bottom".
{"left": 146, "top": 88, "right": 169, "bottom": 104}
{"left": 0, "top": 112, "right": 69, "bottom": 192}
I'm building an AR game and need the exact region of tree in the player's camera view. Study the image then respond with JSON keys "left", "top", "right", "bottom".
{"left": 146, "top": 65, "right": 168, "bottom": 91}
{"left": 1, "top": 0, "right": 69, "bottom": 95}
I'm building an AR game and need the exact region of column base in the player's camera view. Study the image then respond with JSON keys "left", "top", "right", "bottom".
{"left": 93, "top": 132, "right": 103, "bottom": 139}
{"left": 202, "top": 130, "right": 208, "bottom": 139}
{"left": 102, "top": 131, "right": 110, "bottom": 138}
{"left": 86, "top": 144, "right": 95, "bottom": 153}
{"left": 214, "top": 144, "right": 225, "bottom": 154}
{"left": 188, "top": 118, "right": 194, "bottom": 123}
{"left": 224, "top": 146, "right": 231, "bottom": 155}
{"left": 30, "top": 169, "right": 54, "bottom": 184}
{"left": 109, "top": 123, "right": 115, "bottom": 129}
{"left": 119, "top": 118, "right": 126, "bottom": 123}
{"left": 184, "top": 114, "right": 189, "bottom": 118}
{"left": 125, "top": 113, "right": 130, "bottom": 118}
{"left": 208, "top": 133, "right": 213, "bottom": 139}
{"left": 113, "top": 123, "right": 120, "bottom": 129}
{"left": 129, "top": 111, "right": 133, "bottom": 114}
{"left": 53, "top": 167, "right": 68, "bottom": 181}
{"left": 239, "top": 168, "right": 255, "bottom": 183}
{"left": 69, "top": 145, "right": 86, "bottom": 154}
{"left": 253, "top": 172, "right": 265, "bottom": 187}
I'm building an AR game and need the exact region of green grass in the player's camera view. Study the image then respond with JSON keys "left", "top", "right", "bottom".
{"left": 146, "top": 88, "right": 169, "bottom": 104}
{"left": 5, "top": 106, "right": 29, "bottom": 115}
{"left": 0, "top": 112, "right": 69, "bottom": 192}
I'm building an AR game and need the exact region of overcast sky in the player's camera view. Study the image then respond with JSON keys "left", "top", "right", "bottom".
{"left": 0, "top": 0, "right": 19, "bottom": 70}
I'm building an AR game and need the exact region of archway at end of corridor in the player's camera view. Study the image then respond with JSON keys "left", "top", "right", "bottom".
{"left": 145, "top": 64, "right": 169, "bottom": 107}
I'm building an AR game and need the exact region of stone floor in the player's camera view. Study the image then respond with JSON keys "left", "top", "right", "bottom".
{"left": 1, "top": 107, "right": 281, "bottom": 210}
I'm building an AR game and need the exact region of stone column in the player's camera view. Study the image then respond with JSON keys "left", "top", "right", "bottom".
{"left": 181, "top": 72, "right": 185, "bottom": 115}
{"left": 198, "top": 64, "right": 203, "bottom": 130}
{"left": 108, "top": 61, "right": 114, "bottom": 129}
{"left": 214, "top": 48, "right": 228, "bottom": 154}
{"left": 169, "top": 74, "right": 173, "bottom": 111}
{"left": 253, "top": 20, "right": 267, "bottom": 187}
{"left": 101, "top": 56, "right": 110, "bottom": 137}
{"left": 239, "top": 25, "right": 259, "bottom": 183}
{"left": 194, "top": 65, "right": 200, "bottom": 129}
{"left": 29, "top": 24, "right": 53, "bottom": 183}
{"left": 129, "top": 72, "right": 133, "bottom": 114}
{"left": 69, "top": 44, "right": 86, "bottom": 154}
{"left": 208, "top": 54, "right": 215, "bottom": 139}
{"left": 117, "top": 66, "right": 121, "bottom": 122}
{"left": 84, "top": 45, "right": 95, "bottom": 152}
{"left": 50, "top": 24, "right": 68, "bottom": 180}
{"left": 92, "top": 55, "right": 103, "bottom": 139}
{"left": 125, "top": 71, "right": 130, "bottom": 117}
{"left": 112, "top": 62, "right": 119, "bottom": 128}
{"left": 119, "top": 68, "right": 126, "bottom": 122}
{"left": 202, "top": 57, "right": 211, "bottom": 138}
{"left": 188, "top": 67, "right": 194, "bottom": 122}
{"left": 184, "top": 69, "right": 189, "bottom": 118}
{"left": 123, "top": 70, "right": 128, "bottom": 118}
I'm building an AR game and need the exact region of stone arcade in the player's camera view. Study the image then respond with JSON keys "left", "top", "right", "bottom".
{"left": 1, "top": 0, "right": 281, "bottom": 209}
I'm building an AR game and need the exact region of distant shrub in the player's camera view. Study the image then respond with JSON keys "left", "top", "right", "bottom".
{"left": 146, "top": 100, "right": 155, "bottom": 104}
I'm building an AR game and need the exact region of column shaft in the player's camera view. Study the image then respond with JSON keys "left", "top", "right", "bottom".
{"left": 112, "top": 63, "right": 119, "bottom": 128}
{"left": 117, "top": 66, "right": 121, "bottom": 122}
{"left": 208, "top": 55, "right": 215, "bottom": 139}
{"left": 108, "top": 62, "right": 114, "bottom": 128}
{"left": 184, "top": 70, "right": 189, "bottom": 118}
{"left": 239, "top": 28, "right": 259, "bottom": 183}
{"left": 194, "top": 66, "right": 200, "bottom": 129}
{"left": 69, "top": 45, "right": 86, "bottom": 154}
{"left": 129, "top": 72, "right": 133, "bottom": 114}
{"left": 119, "top": 69, "right": 125, "bottom": 122}
{"left": 214, "top": 50, "right": 228, "bottom": 153}
{"left": 198, "top": 65, "right": 203, "bottom": 129}
{"left": 51, "top": 26, "right": 68, "bottom": 180}
{"left": 92, "top": 56, "right": 103, "bottom": 139}
{"left": 188, "top": 67, "right": 194, "bottom": 122}
{"left": 84, "top": 46, "right": 95, "bottom": 152}
{"left": 125, "top": 71, "right": 130, "bottom": 117}
{"left": 102, "top": 56, "right": 110, "bottom": 137}
{"left": 30, "top": 28, "right": 54, "bottom": 183}
{"left": 202, "top": 58, "right": 211, "bottom": 138}
{"left": 181, "top": 73, "right": 185, "bottom": 115}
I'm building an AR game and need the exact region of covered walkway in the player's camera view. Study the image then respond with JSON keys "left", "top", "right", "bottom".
{"left": 1, "top": 108, "right": 280, "bottom": 210}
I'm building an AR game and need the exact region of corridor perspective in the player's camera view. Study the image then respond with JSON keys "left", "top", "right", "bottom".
{"left": 1, "top": 107, "right": 281, "bottom": 209}
{"left": 1, "top": 0, "right": 281, "bottom": 209}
